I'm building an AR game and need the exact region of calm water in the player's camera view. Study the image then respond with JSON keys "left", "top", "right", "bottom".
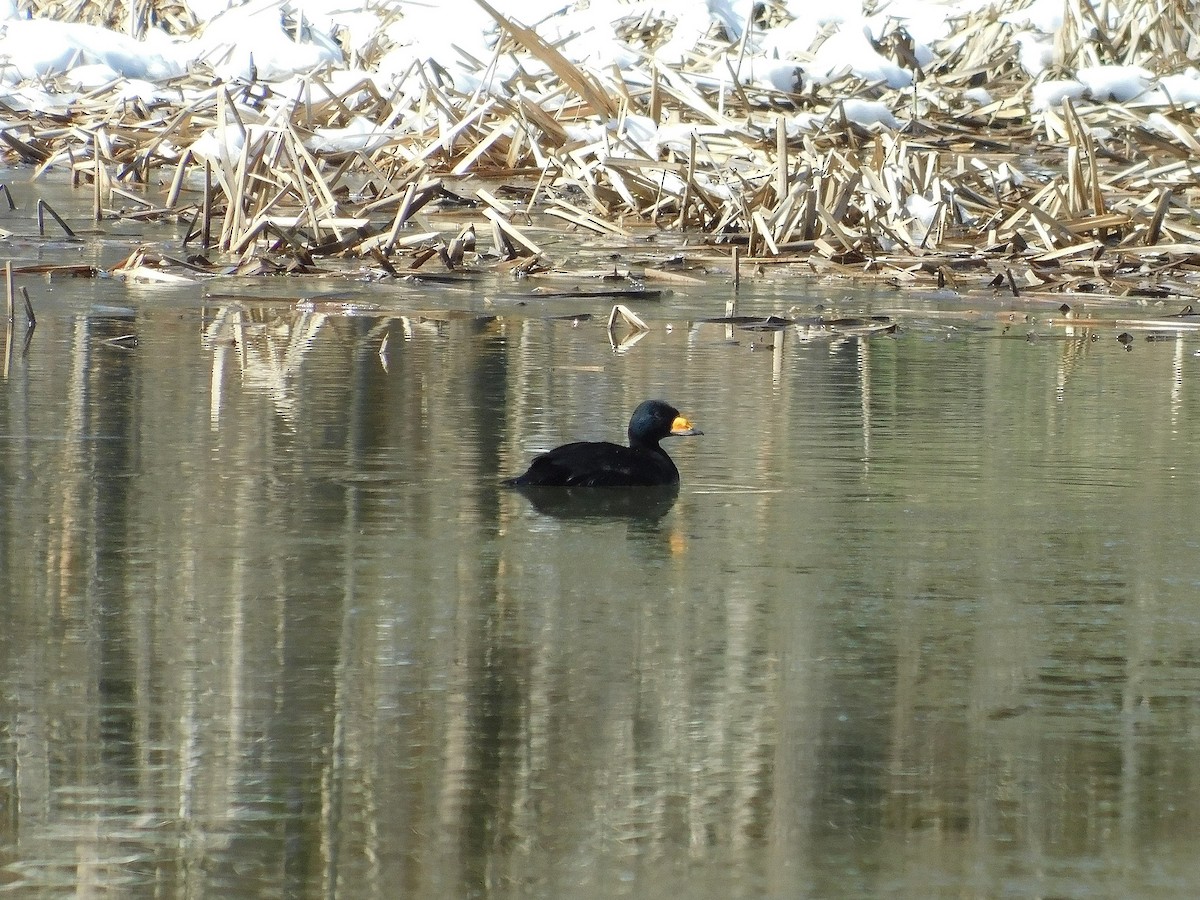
{"left": 2, "top": 181, "right": 1200, "bottom": 898}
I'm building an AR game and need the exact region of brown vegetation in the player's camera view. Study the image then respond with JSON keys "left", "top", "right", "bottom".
{"left": 5, "top": 0, "right": 1200, "bottom": 304}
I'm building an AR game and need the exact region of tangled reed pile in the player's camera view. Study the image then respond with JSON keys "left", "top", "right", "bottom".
{"left": 6, "top": 0, "right": 1200, "bottom": 303}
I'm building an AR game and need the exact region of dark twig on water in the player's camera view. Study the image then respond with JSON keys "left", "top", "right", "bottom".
{"left": 21, "top": 286, "right": 34, "bottom": 329}
{"left": 2, "top": 261, "right": 11, "bottom": 379}
{"left": 36, "top": 199, "right": 76, "bottom": 238}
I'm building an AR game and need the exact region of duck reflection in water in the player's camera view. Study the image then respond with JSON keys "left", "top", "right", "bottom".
{"left": 511, "top": 483, "right": 682, "bottom": 522}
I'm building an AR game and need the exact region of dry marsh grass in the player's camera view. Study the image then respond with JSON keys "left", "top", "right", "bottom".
{"left": 5, "top": 0, "right": 1200, "bottom": 308}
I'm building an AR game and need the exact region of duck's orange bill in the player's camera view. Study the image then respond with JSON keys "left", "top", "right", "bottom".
{"left": 671, "top": 415, "right": 702, "bottom": 436}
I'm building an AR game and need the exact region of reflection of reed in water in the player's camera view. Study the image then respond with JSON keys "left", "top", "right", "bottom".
{"left": 204, "top": 304, "right": 327, "bottom": 425}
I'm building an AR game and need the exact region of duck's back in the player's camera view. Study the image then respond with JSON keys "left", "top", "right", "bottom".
{"left": 505, "top": 440, "right": 679, "bottom": 487}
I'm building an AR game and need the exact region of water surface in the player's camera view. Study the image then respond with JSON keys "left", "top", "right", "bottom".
{"left": 2, "top": 179, "right": 1200, "bottom": 898}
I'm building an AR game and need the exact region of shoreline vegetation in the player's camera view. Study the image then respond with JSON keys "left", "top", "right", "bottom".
{"left": 3, "top": 0, "right": 1200, "bottom": 331}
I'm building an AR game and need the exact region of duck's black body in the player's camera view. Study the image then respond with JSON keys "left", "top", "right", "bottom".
{"left": 510, "top": 439, "right": 679, "bottom": 487}
{"left": 505, "top": 400, "right": 701, "bottom": 488}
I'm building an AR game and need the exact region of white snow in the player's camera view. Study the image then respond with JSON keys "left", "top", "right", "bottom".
{"left": 0, "top": 0, "right": 1196, "bottom": 154}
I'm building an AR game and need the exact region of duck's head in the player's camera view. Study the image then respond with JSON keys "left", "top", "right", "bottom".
{"left": 628, "top": 399, "right": 702, "bottom": 448}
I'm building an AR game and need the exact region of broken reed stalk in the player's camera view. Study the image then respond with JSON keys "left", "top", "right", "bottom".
{"left": 475, "top": 0, "right": 616, "bottom": 119}
{"left": 677, "top": 132, "right": 696, "bottom": 229}
{"left": 0, "top": 184, "right": 14, "bottom": 211}
{"left": 483, "top": 207, "right": 543, "bottom": 256}
{"left": 20, "top": 287, "right": 34, "bottom": 329}
{"left": 1147, "top": 189, "right": 1171, "bottom": 246}
{"left": 776, "top": 115, "right": 788, "bottom": 203}
{"left": 36, "top": 199, "right": 75, "bottom": 238}
{"left": 4, "top": 261, "right": 12, "bottom": 328}
{"left": 607, "top": 303, "right": 648, "bottom": 333}
{"left": 385, "top": 181, "right": 418, "bottom": 250}
{"left": 93, "top": 160, "right": 102, "bottom": 222}
{"left": 165, "top": 148, "right": 193, "bottom": 209}
{"left": 220, "top": 133, "right": 252, "bottom": 251}
{"left": 202, "top": 160, "right": 212, "bottom": 247}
